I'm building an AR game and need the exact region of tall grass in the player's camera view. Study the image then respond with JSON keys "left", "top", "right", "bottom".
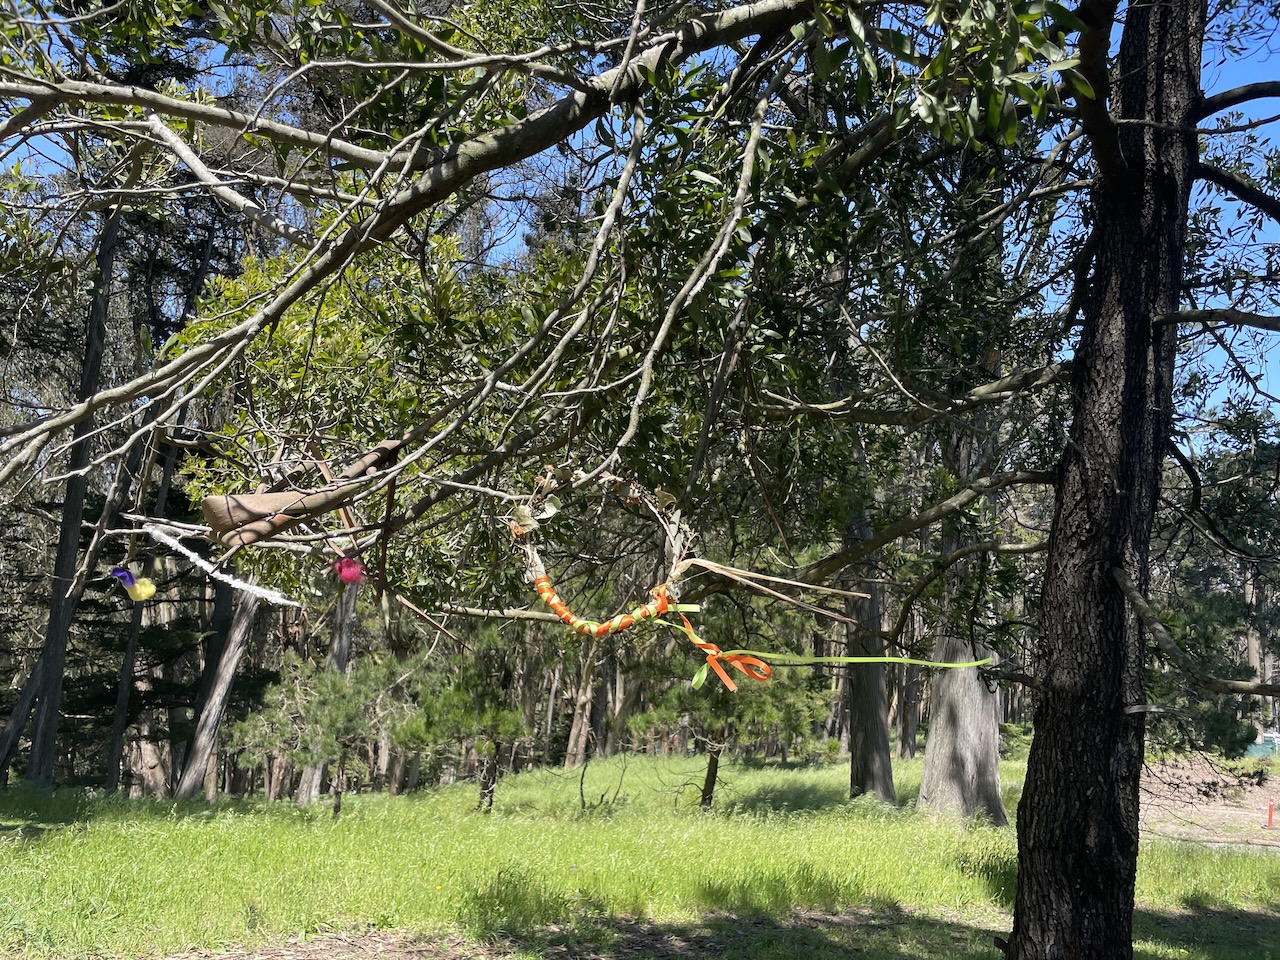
{"left": 0, "top": 755, "right": 1275, "bottom": 959}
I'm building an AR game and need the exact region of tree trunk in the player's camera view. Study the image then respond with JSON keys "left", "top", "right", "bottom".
{"left": 1244, "top": 562, "right": 1263, "bottom": 740}
{"left": 173, "top": 590, "right": 262, "bottom": 798}
{"left": 0, "top": 657, "right": 42, "bottom": 786}
{"left": 919, "top": 521, "right": 1006, "bottom": 823}
{"left": 297, "top": 581, "right": 358, "bottom": 805}
{"left": 477, "top": 742, "right": 499, "bottom": 810}
{"left": 1009, "top": 3, "right": 1202, "bottom": 957}
{"left": 104, "top": 611, "right": 141, "bottom": 793}
{"left": 917, "top": 633, "right": 1006, "bottom": 824}
{"left": 700, "top": 741, "right": 722, "bottom": 809}
{"left": 847, "top": 585, "right": 895, "bottom": 803}
{"left": 564, "top": 636, "right": 598, "bottom": 766}
{"left": 25, "top": 211, "right": 121, "bottom": 788}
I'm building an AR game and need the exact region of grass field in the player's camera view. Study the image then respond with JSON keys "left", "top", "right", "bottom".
{"left": 1, "top": 755, "right": 1277, "bottom": 960}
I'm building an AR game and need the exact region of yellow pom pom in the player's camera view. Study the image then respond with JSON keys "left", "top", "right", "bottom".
{"left": 125, "top": 578, "right": 156, "bottom": 601}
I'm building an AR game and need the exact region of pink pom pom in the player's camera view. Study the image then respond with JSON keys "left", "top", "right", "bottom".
{"left": 333, "top": 558, "right": 365, "bottom": 585}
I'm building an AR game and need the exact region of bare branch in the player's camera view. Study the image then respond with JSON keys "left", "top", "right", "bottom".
{"left": 886, "top": 539, "right": 1048, "bottom": 646}
{"left": 756, "top": 362, "right": 1074, "bottom": 425}
{"left": 1156, "top": 307, "right": 1280, "bottom": 334}
{"left": 1112, "top": 568, "right": 1280, "bottom": 698}
{"left": 0, "top": 78, "right": 393, "bottom": 170}
{"left": 145, "top": 113, "right": 316, "bottom": 247}
{"left": 1192, "top": 80, "right": 1280, "bottom": 122}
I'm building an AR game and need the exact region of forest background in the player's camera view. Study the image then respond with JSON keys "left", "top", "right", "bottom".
{"left": 3, "top": 1, "right": 1280, "bottom": 958}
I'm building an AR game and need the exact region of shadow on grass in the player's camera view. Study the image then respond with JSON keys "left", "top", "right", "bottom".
{"left": 718, "top": 780, "right": 849, "bottom": 814}
{"left": 0, "top": 785, "right": 299, "bottom": 841}
{"left": 492, "top": 903, "right": 1279, "bottom": 960}
{"left": 1134, "top": 904, "right": 1280, "bottom": 959}
{"left": 509, "top": 905, "right": 1009, "bottom": 960}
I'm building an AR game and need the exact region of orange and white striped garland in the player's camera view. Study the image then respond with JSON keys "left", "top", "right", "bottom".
{"left": 533, "top": 576, "right": 670, "bottom": 639}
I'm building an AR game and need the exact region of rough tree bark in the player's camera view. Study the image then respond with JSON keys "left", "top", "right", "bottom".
{"left": 1009, "top": 2, "right": 1202, "bottom": 956}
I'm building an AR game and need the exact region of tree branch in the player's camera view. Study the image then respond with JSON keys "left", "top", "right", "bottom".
{"left": 1112, "top": 568, "right": 1280, "bottom": 697}
{"left": 145, "top": 113, "right": 316, "bottom": 247}
{"left": 0, "top": 78, "right": 393, "bottom": 170}
{"left": 1070, "top": 0, "right": 1126, "bottom": 181}
{"left": 885, "top": 539, "right": 1048, "bottom": 648}
{"left": 1196, "top": 161, "right": 1280, "bottom": 224}
{"left": 756, "top": 362, "right": 1074, "bottom": 425}
{"left": 1156, "top": 307, "right": 1280, "bottom": 334}
{"left": 0, "top": 0, "right": 813, "bottom": 480}
{"left": 1192, "top": 80, "right": 1280, "bottom": 122}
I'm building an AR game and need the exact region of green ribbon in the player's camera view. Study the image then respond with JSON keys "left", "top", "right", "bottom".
{"left": 715, "top": 650, "right": 992, "bottom": 670}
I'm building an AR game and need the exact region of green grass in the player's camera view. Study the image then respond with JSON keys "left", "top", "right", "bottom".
{"left": 0, "top": 755, "right": 1276, "bottom": 960}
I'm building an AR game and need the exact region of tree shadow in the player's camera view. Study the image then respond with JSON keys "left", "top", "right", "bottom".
{"left": 495, "top": 902, "right": 1279, "bottom": 960}
{"left": 717, "top": 780, "right": 849, "bottom": 814}
{"left": 511, "top": 906, "right": 1009, "bottom": 960}
{"left": 1133, "top": 904, "right": 1280, "bottom": 959}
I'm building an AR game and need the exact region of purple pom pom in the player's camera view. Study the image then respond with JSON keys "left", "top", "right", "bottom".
{"left": 110, "top": 566, "right": 137, "bottom": 588}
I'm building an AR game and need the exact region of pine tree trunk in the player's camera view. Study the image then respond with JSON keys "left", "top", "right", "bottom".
{"left": 918, "top": 527, "right": 1006, "bottom": 823}
{"left": 917, "top": 633, "right": 1006, "bottom": 824}
{"left": 1009, "top": 3, "right": 1202, "bottom": 956}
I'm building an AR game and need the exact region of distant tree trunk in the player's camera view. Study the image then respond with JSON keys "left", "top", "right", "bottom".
{"left": 1244, "top": 562, "right": 1263, "bottom": 740}
{"left": 332, "top": 751, "right": 347, "bottom": 819}
{"left": 104, "top": 609, "right": 142, "bottom": 794}
{"left": 1266, "top": 652, "right": 1278, "bottom": 731}
{"left": 477, "top": 742, "right": 499, "bottom": 810}
{"left": 918, "top": 634, "right": 1006, "bottom": 824}
{"left": 106, "top": 432, "right": 183, "bottom": 793}
{"left": 844, "top": 448, "right": 895, "bottom": 802}
{"left": 564, "top": 636, "right": 598, "bottom": 766}
{"left": 542, "top": 661, "right": 561, "bottom": 761}
{"left": 26, "top": 210, "right": 122, "bottom": 789}
{"left": 1009, "top": 3, "right": 1201, "bottom": 956}
{"left": 173, "top": 590, "right": 261, "bottom": 798}
{"left": 918, "top": 522, "right": 1006, "bottom": 824}
{"left": 297, "top": 581, "right": 358, "bottom": 806}
{"left": 896, "top": 607, "right": 923, "bottom": 759}
{"left": 700, "top": 741, "right": 722, "bottom": 809}
{"left": 0, "top": 661, "right": 42, "bottom": 786}
{"left": 847, "top": 583, "right": 895, "bottom": 803}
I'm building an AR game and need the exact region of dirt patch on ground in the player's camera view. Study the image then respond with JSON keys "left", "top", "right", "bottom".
{"left": 1140, "top": 756, "right": 1279, "bottom": 848}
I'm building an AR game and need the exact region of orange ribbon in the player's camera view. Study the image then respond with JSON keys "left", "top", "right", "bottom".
{"left": 676, "top": 613, "right": 771, "bottom": 692}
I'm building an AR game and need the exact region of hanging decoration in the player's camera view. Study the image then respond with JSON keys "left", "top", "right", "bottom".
{"left": 109, "top": 566, "right": 157, "bottom": 602}
{"left": 511, "top": 470, "right": 991, "bottom": 692}
{"left": 333, "top": 557, "right": 365, "bottom": 585}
